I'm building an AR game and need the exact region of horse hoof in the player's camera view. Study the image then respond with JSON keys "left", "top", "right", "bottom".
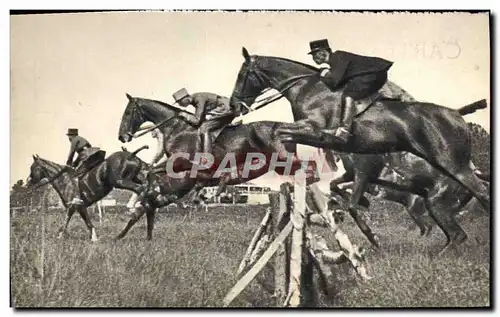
{"left": 91, "top": 228, "right": 98, "bottom": 242}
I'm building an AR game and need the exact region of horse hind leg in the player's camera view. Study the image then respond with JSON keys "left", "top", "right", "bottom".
{"left": 114, "top": 207, "right": 146, "bottom": 240}
{"left": 76, "top": 206, "right": 98, "bottom": 242}
{"left": 410, "top": 139, "right": 490, "bottom": 212}
{"left": 406, "top": 195, "right": 433, "bottom": 237}
{"left": 347, "top": 171, "right": 380, "bottom": 248}
{"left": 452, "top": 168, "right": 490, "bottom": 211}
{"left": 424, "top": 186, "right": 467, "bottom": 256}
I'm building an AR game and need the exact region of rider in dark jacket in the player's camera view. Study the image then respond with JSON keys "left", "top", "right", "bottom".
{"left": 308, "top": 39, "right": 393, "bottom": 144}
{"left": 66, "top": 128, "right": 92, "bottom": 205}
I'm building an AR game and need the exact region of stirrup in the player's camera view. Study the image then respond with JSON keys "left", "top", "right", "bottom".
{"left": 333, "top": 127, "right": 351, "bottom": 143}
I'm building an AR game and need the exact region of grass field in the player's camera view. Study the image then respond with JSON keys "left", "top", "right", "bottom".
{"left": 10, "top": 200, "right": 490, "bottom": 308}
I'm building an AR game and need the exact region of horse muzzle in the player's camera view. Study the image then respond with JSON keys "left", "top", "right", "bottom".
{"left": 119, "top": 133, "right": 134, "bottom": 143}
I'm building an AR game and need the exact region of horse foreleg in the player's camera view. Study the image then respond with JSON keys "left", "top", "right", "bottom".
{"left": 145, "top": 205, "right": 156, "bottom": 241}
{"left": 406, "top": 195, "right": 433, "bottom": 237}
{"left": 329, "top": 171, "right": 354, "bottom": 193}
{"left": 58, "top": 206, "right": 77, "bottom": 239}
{"left": 348, "top": 172, "right": 380, "bottom": 248}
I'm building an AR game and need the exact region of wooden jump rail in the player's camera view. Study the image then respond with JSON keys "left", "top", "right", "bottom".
{"left": 223, "top": 170, "right": 371, "bottom": 307}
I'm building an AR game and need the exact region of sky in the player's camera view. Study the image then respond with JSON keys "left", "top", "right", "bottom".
{"left": 10, "top": 11, "right": 490, "bottom": 190}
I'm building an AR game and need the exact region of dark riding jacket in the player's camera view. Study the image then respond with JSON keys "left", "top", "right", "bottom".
{"left": 182, "top": 92, "right": 232, "bottom": 127}
{"left": 66, "top": 135, "right": 91, "bottom": 167}
{"left": 321, "top": 50, "right": 394, "bottom": 88}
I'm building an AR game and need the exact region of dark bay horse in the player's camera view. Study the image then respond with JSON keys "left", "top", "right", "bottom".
{"left": 230, "top": 47, "right": 490, "bottom": 248}
{"left": 326, "top": 146, "right": 489, "bottom": 253}
{"left": 26, "top": 147, "right": 150, "bottom": 241}
{"left": 117, "top": 94, "right": 318, "bottom": 239}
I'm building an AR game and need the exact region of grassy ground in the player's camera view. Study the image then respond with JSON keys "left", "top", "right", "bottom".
{"left": 10, "top": 201, "right": 490, "bottom": 308}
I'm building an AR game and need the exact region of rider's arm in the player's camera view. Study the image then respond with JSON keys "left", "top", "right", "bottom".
{"left": 181, "top": 96, "right": 207, "bottom": 127}
{"left": 66, "top": 138, "right": 79, "bottom": 166}
{"left": 192, "top": 96, "right": 208, "bottom": 126}
{"left": 322, "top": 55, "right": 350, "bottom": 88}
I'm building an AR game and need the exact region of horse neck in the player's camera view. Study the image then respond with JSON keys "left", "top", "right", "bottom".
{"left": 137, "top": 98, "right": 196, "bottom": 141}
{"left": 138, "top": 98, "right": 178, "bottom": 125}
{"left": 259, "top": 57, "right": 315, "bottom": 87}
{"left": 259, "top": 57, "right": 326, "bottom": 120}
{"left": 40, "top": 159, "right": 74, "bottom": 206}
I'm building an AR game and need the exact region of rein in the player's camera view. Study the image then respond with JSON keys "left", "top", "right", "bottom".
{"left": 132, "top": 115, "right": 179, "bottom": 139}
{"left": 237, "top": 71, "right": 317, "bottom": 112}
{"left": 31, "top": 164, "right": 71, "bottom": 191}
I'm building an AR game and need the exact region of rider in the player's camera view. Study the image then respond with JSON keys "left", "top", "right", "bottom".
{"left": 308, "top": 38, "right": 394, "bottom": 144}
{"left": 65, "top": 128, "right": 92, "bottom": 205}
{"left": 172, "top": 88, "right": 236, "bottom": 160}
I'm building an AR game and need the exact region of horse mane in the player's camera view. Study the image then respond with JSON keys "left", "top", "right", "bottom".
{"left": 256, "top": 55, "right": 320, "bottom": 73}
{"left": 36, "top": 156, "right": 65, "bottom": 170}
{"left": 133, "top": 96, "right": 181, "bottom": 113}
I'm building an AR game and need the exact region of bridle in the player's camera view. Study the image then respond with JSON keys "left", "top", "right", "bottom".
{"left": 29, "top": 160, "right": 71, "bottom": 191}
{"left": 233, "top": 61, "right": 317, "bottom": 111}
{"left": 127, "top": 98, "right": 192, "bottom": 140}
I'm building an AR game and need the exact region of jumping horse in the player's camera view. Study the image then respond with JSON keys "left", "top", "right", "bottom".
{"left": 230, "top": 47, "right": 490, "bottom": 250}
{"left": 117, "top": 94, "right": 319, "bottom": 240}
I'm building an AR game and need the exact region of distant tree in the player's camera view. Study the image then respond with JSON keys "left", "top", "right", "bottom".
{"left": 468, "top": 122, "right": 490, "bottom": 173}
{"left": 10, "top": 179, "right": 29, "bottom": 208}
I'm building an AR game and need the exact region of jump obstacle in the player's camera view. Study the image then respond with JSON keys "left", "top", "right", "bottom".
{"left": 222, "top": 170, "right": 371, "bottom": 307}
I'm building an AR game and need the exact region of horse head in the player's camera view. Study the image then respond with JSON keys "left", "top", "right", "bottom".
{"left": 118, "top": 94, "right": 179, "bottom": 143}
{"left": 230, "top": 47, "right": 267, "bottom": 109}
{"left": 230, "top": 47, "right": 320, "bottom": 110}
{"left": 26, "top": 154, "right": 67, "bottom": 189}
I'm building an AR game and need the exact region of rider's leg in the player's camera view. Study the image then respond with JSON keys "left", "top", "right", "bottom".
{"left": 329, "top": 71, "right": 389, "bottom": 144}
{"left": 70, "top": 177, "right": 84, "bottom": 205}
{"left": 70, "top": 161, "right": 84, "bottom": 206}
{"left": 335, "top": 95, "right": 356, "bottom": 141}
{"left": 202, "top": 131, "right": 212, "bottom": 154}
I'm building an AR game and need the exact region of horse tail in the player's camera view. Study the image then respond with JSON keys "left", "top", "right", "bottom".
{"left": 131, "top": 145, "right": 149, "bottom": 157}
{"left": 457, "top": 99, "right": 487, "bottom": 116}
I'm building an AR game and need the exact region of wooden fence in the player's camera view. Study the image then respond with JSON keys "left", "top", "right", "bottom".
{"left": 222, "top": 171, "right": 371, "bottom": 307}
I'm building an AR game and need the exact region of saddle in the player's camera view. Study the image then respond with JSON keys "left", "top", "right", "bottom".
{"left": 352, "top": 91, "right": 383, "bottom": 118}
{"left": 73, "top": 147, "right": 106, "bottom": 178}
{"left": 200, "top": 113, "right": 238, "bottom": 143}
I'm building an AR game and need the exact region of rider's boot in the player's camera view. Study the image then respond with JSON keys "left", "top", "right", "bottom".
{"left": 70, "top": 177, "right": 84, "bottom": 206}
{"left": 190, "top": 132, "right": 212, "bottom": 167}
{"left": 334, "top": 96, "right": 356, "bottom": 143}
{"left": 323, "top": 96, "right": 355, "bottom": 144}
{"left": 200, "top": 131, "right": 212, "bottom": 166}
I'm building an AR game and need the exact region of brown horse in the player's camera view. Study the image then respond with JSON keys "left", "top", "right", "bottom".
{"left": 117, "top": 94, "right": 318, "bottom": 240}
{"left": 26, "top": 146, "right": 150, "bottom": 241}
{"left": 229, "top": 47, "right": 490, "bottom": 248}
{"left": 326, "top": 145, "right": 489, "bottom": 253}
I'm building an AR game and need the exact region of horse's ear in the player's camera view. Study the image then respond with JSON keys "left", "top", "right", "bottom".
{"left": 242, "top": 47, "right": 250, "bottom": 62}
{"left": 126, "top": 93, "right": 133, "bottom": 101}
{"left": 32, "top": 154, "right": 37, "bottom": 161}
